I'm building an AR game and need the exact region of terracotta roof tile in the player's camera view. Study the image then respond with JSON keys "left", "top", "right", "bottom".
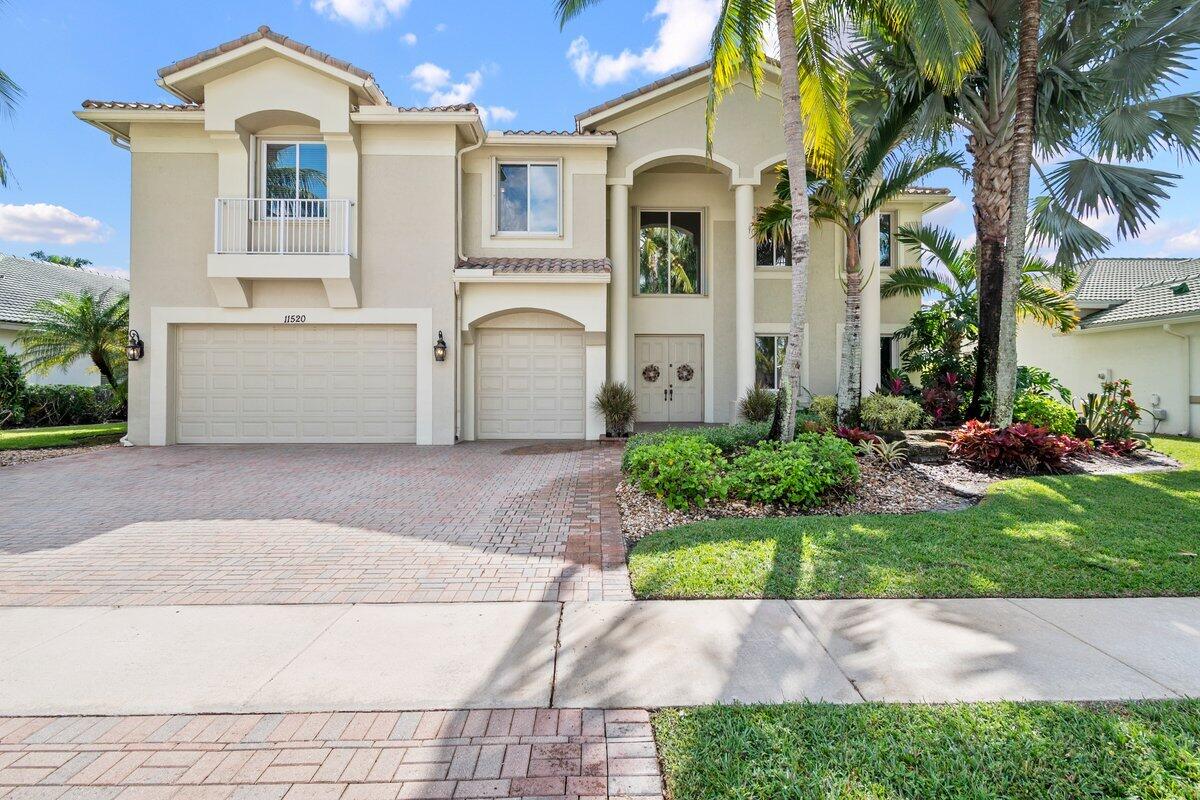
{"left": 81, "top": 100, "right": 201, "bottom": 111}
{"left": 457, "top": 257, "right": 611, "bottom": 274}
{"left": 394, "top": 104, "right": 478, "bottom": 113}
{"left": 156, "top": 26, "right": 387, "bottom": 102}
{"left": 575, "top": 62, "right": 711, "bottom": 126}
{"left": 901, "top": 187, "right": 951, "bottom": 195}
{"left": 497, "top": 129, "right": 613, "bottom": 137}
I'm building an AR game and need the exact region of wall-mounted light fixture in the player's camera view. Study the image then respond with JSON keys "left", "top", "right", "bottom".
{"left": 433, "top": 330, "right": 448, "bottom": 363}
{"left": 126, "top": 330, "right": 145, "bottom": 362}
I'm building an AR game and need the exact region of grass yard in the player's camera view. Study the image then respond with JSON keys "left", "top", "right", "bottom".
{"left": 0, "top": 422, "right": 126, "bottom": 450}
{"left": 653, "top": 701, "right": 1200, "bottom": 800}
{"left": 629, "top": 436, "right": 1200, "bottom": 599}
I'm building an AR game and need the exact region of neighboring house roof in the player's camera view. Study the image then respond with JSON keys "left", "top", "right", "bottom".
{"left": 457, "top": 257, "right": 612, "bottom": 274}
{"left": 1067, "top": 257, "right": 1200, "bottom": 328}
{"left": 0, "top": 254, "right": 129, "bottom": 326}
{"left": 1073, "top": 257, "right": 1200, "bottom": 305}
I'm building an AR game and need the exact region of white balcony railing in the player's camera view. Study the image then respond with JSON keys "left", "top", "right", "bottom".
{"left": 214, "top": 198, "right": 353, "bottom": 256}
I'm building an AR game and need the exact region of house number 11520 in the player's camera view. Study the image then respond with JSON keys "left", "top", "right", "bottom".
{"left": 282, "top": 315, "right": 307, "bottom": 324}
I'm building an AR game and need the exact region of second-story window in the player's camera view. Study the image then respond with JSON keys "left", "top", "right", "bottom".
{"left": 638, "top": 210, "right": 703, "bottom": 295}
{"left": 262, "top": 141, "right": 328, "bottom": 217}
{"left": 879, "top": 212, "right": 894, "bottom": 268}
{"left": 497, "top": 162, "right": 560, "bottom": 234}
{"left": 756, "top": 236, "right": 792, "bottom": 267}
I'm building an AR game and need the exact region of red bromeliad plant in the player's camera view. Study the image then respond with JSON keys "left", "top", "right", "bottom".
{"left": 950, "top": 420, "right": 1084, "bottom": 472}
{"left": 836, "top": 426, "right": 881, "bottom": 445}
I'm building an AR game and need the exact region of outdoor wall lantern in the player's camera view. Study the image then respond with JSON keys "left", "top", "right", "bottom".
{"left": 126, "top": 330, "right": 145, "bottom": 362}
{"left": 433, "top": 331, "right": 448, "bottom": 363}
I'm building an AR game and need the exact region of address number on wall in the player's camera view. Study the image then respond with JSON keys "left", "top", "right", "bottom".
{"left": 282, "top": 315, "right": 307, "bottom": 324}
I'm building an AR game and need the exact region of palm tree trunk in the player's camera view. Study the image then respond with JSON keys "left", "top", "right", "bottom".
{"left": 965, "top": 132, "right": 1014, "bottom": 420}
{"left": 91, "top": 350, "right": 127, "bottom": 408}
{"left": 772, "top": 0, "right": 810, "bottom": 442}
{"left": 994, "top": 0, "right": 1042, "bottom": 427}
{"left": 837, "top": 228, "right": 862, "bottom": 425}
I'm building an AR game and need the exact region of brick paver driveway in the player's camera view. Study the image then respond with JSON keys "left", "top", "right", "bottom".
{"left": 0, "top": 442, "right": 630, "bottom": 606}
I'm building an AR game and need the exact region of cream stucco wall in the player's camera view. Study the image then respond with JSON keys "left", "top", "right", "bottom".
{"left": 1019, "top": 319, "right": 1200, "bottom": 436}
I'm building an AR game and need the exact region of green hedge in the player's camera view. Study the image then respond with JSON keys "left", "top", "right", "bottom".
{"left": 7, "top": 384, "right": 124, "bottom": 429}
{"left": 621, "top": 422, "right": 769, "bottom": 472}
{"left": 1014, "top": 393, "right": 1078, "bottom": 436}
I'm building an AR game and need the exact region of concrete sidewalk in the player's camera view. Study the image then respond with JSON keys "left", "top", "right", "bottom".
{"left": 2, "top": 598, "right": 1198, "bottom": 715}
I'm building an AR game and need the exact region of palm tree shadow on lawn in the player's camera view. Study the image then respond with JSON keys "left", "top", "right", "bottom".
{"left": 630, "top": 467, "right": 1200, "bottom": 600}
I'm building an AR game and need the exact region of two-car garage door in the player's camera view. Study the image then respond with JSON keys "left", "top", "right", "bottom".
{"left": 175, "top": 324, "right": 416, "bottom": 443}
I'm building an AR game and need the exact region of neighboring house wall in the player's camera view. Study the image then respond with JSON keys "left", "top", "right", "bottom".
{"left": 0, "top": 325, "right": 101, "bottom": 386}
{"left": 1018, "top": 320, "right": 1200, "bottom": 436}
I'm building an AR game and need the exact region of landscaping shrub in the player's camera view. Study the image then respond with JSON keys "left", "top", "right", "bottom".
{"left": 1013, "top": 393, "right": 1077, "bottom": 435}
{"left": 624, "top": 435, "right": 728, "bottom": 510}
{"left": 592, "top": 381, "right": 637, "bottom": 437}
{"left": 0, "top": 346, "right": 25, "bottom": 428}
{"left": 1100, "top": 438, "right": 1144, "bottom": 457}
{"left": 739, "top": 385, "right": 776, "bottom": 422}
{"left": 621, "top": 422, "right": 769, "bottom": 472}
{"left": 727, "top": 434, "right": 859, "bottom": 506}
{"left": 1079, "top": 378, "right": 1144, "bottom": 443}
{"left": 806, "top": 395, "right": 837, "bottom": 428}
{"left": 858, "top": 393, "right": 926, "bottom": 433}
{"left": 949, "top": 420, "right": 1080, "bottom": 472}
{"left": 1017, "top": 365, "right": 1072, "bottom": 403}
{"left": 17, "top": 384, "right": 123, "bottom": 428}
{"left": 920, "top": 371, "right": 968, "bottom": 426}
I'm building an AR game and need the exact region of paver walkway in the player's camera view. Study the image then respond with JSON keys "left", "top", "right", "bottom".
{"left": 0, "top": 709, "right": 663, "bottom": 800}
{"left": 0, "top": 443, "right": 629, "bottom": 605}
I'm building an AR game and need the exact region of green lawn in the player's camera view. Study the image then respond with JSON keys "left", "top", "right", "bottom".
{"left": 0, "top": 422, "right": 126, "bottom": 450}
{"left": 653, "top": 702, "right": 1200, "bottom": 800}
{"left": 629, "top": 436, "right": 1200, "bottom": 599}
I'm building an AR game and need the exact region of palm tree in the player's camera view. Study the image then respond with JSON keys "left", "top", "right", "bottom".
{"left": 0, "top": 0, "right": 22, "bottom": 186}
{"left": 865, "top": 0, "right": 1200, "bottom": 419}
{"left": 752, "top": 91, "right": 964, "bottom": 424}
{"left": 15, "top": 289, "right": 130, "bottom": 406}
{"left": 29, "top": 251, "right": 94, "bottom": 269}
{"left": 883, "top": 223, "right": 1077, "bottom": 376}
{"left": 994, "top": 0, "right": 1042, "bottom": 426}
{"left": 556, "top": 0, "right": 979, "bottom": 439}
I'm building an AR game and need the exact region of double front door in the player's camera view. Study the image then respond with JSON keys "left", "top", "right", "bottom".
{"left": 634, "top": 335, "right": 703, "bottom": 422}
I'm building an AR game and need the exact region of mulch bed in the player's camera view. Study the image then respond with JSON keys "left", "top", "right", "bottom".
{"left": 0, "top": 444, "right": 119, "bottom": 468}
{"left": 618, "top": 448, "right": 1182, "bottom": 542}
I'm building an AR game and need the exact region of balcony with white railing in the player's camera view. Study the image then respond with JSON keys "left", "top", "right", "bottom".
{"left": 214, "top": 198, "right": 353, "bottom": 255}
{"left": 207, "top": 198, "right": 360, "bottom": 308}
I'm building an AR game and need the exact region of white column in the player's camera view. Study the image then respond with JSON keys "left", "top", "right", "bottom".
{"left": 608, "top": 183, "right": 631, "bottom": 385}
{"left": 861, "top": 211, "right": 882, "bottom": 396}
{"left": 734, "top": 184, "right": 756, "bottom": 410}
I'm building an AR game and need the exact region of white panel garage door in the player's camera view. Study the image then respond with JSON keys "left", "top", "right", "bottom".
{"left": 175, "top": 324, "right": 417, "bottom": 443}
{"left": 476, "top": 328, "right": 585, "bottom": 439}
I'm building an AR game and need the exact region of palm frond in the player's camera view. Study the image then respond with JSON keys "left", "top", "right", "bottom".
{"left": 1042, "top": 157, "right": 1179, "bottom": 240}
{"left": 860, "top": 149, "right": 965, "bottom": 216}
{"left": 1094, "top": 93, "right": 1200, "bottom": 162}
{"left": 1017, "top": 279, "right": 1079, "bottom": 332}
{"left": 881, "top": 265, "right": 954, "bottom": 298}
{"left": 706, "top": 0, "right": 774, "bottom": 150}
{"left": 553, "top": 0, "right": 607, "bottom": 28}
{"left": 896, "top": 223, "right": 962, "bottom": 271}
{"left": 1028, "top": 194, "right": 1112, "bottom": 270}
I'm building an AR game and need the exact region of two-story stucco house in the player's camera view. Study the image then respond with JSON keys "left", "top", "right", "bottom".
{"left": 77, "top": 26, "right": 949, "bottom": 446}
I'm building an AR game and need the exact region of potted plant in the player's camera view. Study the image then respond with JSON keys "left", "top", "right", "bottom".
{"left": 593, "top": 381, "right": 636, "bottom": 440}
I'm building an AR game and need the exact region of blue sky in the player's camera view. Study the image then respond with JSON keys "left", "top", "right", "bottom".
{"left": 0, "top": 0, "right": 1198, "bottom": 275}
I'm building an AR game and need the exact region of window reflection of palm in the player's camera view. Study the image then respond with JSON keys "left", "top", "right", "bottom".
{"left": 638, "top": 225, "right": 698, "bottom": 294}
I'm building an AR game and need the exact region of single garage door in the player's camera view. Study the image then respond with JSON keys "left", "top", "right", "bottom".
{"left": 476, "top": 328, "right": 585, "bottom": 439}
{"left": 175, "top": 324, "right": 417, "bottom": 443}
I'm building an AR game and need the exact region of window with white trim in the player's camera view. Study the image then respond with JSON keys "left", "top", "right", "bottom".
{"left": 259, "top": 140, "right": 328, "bottom": 217}
{"left": 755, "top": 335, "right": 787, "bottom": 390}
{"left": 497, "top": 161, "right": 560, "bottom": 234}
{"left": 879, "top": 212, "right": 894, "bottom": 268}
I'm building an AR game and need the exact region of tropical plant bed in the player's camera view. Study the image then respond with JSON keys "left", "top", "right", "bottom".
{"left": 627, "top": 436, "right": 1200, "bottom": 600}
{"left": 653, "top": 701, "right": 1200, "bottom": 800}
{"left": 617, "top": 456, "right": 971, "bottom": 542}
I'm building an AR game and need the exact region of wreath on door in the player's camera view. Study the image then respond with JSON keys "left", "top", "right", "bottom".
{"left": 642, "top": 364, "right": 661, "bottom": 383}
{"left": 676, "top": 364, "right": 695, "bottom": 382}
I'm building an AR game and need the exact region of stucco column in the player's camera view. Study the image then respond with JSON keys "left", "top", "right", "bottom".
{"left": 734, "top": 184, "right": 756, "bottom": 408}
{"left": 861, "top": 211, "right": 882, "bottom": 396}
{"left": 608, "top": 183, "right": 631, "bottom": 384}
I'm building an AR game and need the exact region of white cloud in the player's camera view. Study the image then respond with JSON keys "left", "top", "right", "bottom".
{"left": 0, "top": 204, "right": 111, "bottom": 245}
{"left": 923, "top": 197, "right": 967, "bottom": 227}
{"left": 409, "top": 63, "right": 515, "bottom": 121}
{"left": 567, "top": 0, "right": 721, "bottom": 86}
{"left": 311, "top": 0, "right": 411, "bottom": 28}
{"left": 482, "top": 106, "right": 517, "bottom": 125}
{"left": 401, "top": 32, "right": 417, "bottom": 46}
{"left": 435, "top": 23, "right": 447, "bottom": 32}
{"left": 409, "top": 62, "right": 451, "bottom": 93}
